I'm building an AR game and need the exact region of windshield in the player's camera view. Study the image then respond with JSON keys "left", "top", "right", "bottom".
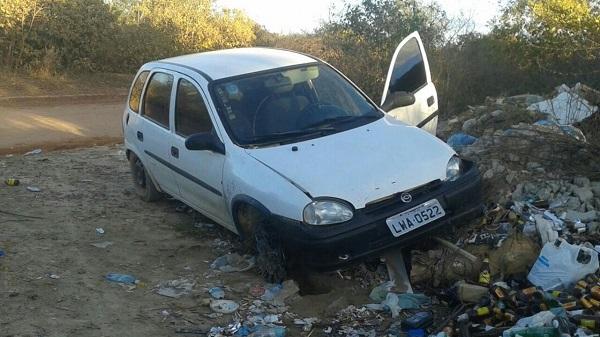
{"left": 211, "top": 64, "right": 382, "bottom": 147}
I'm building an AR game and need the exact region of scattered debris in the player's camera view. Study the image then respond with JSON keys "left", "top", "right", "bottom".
{"left": 105, "top": 273, "right": 136, "bottom": 285}
{"left": 155, "top": 279, "right": 195, "bottom": 298}
{"left": 4, "top": 178, "right": 19, "bottom": 186}
{"left": 209, "top": 299, "right": 239, "bottom": 314}
{"left": 24, "top": 149, "right": 42, "bottom": 156}
{"left": 208, "top": 287, "right": 225, "bottom": 299}
{"left": 95, "top": 227, "right": 105, "bottom": 235}
{"left": 210, "top": 253, "right": 255, "bottom": 272}
{"left": 26, "top": 186, "right": 41, "bottom": 192}
{"left": 90, "top": 241, "right": 113, "bottom": 249}
{"left": 47, "top": 273, "right": 60, "bottom": 279}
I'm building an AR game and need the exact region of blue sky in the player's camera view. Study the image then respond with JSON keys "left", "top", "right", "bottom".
{"left": 218, "top": 0, "right": 501, "bottom": 34}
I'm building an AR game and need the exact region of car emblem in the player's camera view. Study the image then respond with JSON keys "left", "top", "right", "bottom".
{"left": 400, "top": 192, "right": 412, "bottom": 203}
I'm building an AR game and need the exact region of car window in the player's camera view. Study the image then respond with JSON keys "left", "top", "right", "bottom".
{"left": 175, "top": 78, "right": 213, "bottom": 137}
{"left": 128, "top": 70, "right": 149, "bottom": 113}
{"left": 142, "top": 72, "right": 173, "bottom": 128}
{"left": 389, "top": 37, "right": 427, "bottom": 93}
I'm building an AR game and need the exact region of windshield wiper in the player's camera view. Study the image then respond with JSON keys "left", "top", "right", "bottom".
{"left": 305, "top": 114, "right": 381, "bottom": 129}
{"left": 244, "top": 127, "right": 336, "bottom": 146}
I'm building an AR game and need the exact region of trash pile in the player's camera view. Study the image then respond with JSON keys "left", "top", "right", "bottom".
{"left": 439, "top": 83, "right": 600, "bottom": 203}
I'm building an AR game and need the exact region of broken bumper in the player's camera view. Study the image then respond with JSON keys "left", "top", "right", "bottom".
{"left": 269, "top": 160, "right": 484, "bottom": 270}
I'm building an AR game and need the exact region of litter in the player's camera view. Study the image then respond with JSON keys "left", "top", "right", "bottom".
{"left": 95, "top": 228, "right": 105, "bottom": 235}
{"left": 528, "top": 239, "right": 599, "bottom": 290}
{"left": 155, "top": 279, "right": 195, "bottom": 298}
{"left": 105, "top": 273, "right": 136, "bottom": 285}
{"left": 90, "top": 241, "right": 113, "bottom": 249}
{"left": 47, "top": 273, "right": 60, "bottom": 279}
{"left": 208, "top": 287, "right": 225, "bottom": 299}
{"left": 528, "top": 84, "right": 598, "bottom": 124}
{"left": 4, "top": 178, "right": 19, "bottom": 186}
{"left": 26, "top": 186, "right": 41, "bottom": 192}
{"left": 209, "top": 299, "right": 239, "bottom": 314}
{"left": 24, "top": 149, "right": 42, "bottom": 156}
{"left": 447, "top": 132, "right": 478, "bottom": 152}
{"left": 210, "top": 253, "right": 255, "bottom": 272}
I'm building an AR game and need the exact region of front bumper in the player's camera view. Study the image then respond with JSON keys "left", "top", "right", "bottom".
{"left": 267, "top": 160, "right": 484, "bottom": 270}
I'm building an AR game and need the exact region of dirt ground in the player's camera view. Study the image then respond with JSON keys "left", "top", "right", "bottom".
{"left": 0, "top": 145, "right": 376, "bottom": 337}
{"left": 0, "top": 98, "right": 125, "bottom": 155}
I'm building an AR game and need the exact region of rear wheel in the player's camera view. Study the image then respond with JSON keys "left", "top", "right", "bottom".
{"left": 129, "top": 153, "right": 161, "bottom": 202}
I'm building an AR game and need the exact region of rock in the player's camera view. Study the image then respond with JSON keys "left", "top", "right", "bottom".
{"left": 462, "top": 118, "right": 477, "bottom": 132}
{"left": 573, "top": 187, "right": 594, "bottom": 202}
{"left": 508, "top": 153, "right": 520, "bottom": 162}
{"left": 595, "top": 198, "right": 600, "bottom": 210}
{"left": 505, "top": 172, "right": 517, "bottom": 184}
{"left": 536, "top": 188, "right": 552, "bottom": 202}
{"left": 589, "top": 222, "right": 600, "bottom": 233}
{"left": 505, "top": 94, "right": 546, "bottom": 105}
{"left": 483, "top": 169, "right": 494, "bottom": 180}
{"left": 591, "top": 182, "right": 600, "bottom": 196}
{"left": 526, "top": 162, "right": 541, "bottom": 171}
{"left": 491, "top": 110, "right": 504, "bottom": 117}
{"left": 574, "top": 177, "right": 591, "bottom": 187}
{"left": 566, "top": 196, "right": 582, "bottom": 210}
{"left": 565, "top": 210, "right": 598, "bottom": 222}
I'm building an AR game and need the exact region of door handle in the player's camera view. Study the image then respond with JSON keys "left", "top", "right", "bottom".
{"left": 137, "top": 131, "right": 144, "bottom": 142}
{"left": 427, "top": 96, "right": 435, "bottom": 107}
{"left": 171, "top": 146, "right": 179, "bottom": 158}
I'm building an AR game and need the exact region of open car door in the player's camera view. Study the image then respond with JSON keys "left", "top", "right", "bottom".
{"left": 381, "top": 31, "right": 438, "bottom": 135}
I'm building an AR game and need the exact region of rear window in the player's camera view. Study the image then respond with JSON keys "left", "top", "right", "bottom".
{"left": 128, "top": 71, "right": 149, "bottom": 113}
{"left": 142, "top": 72, "right": 173, "bottom": 128}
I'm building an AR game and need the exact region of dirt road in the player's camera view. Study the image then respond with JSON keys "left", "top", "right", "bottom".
{"left": 0, "top": 97, "right": 125, "bottom": 155}
{"left": 0, "top": 146, "right": 378, "bottom": 337}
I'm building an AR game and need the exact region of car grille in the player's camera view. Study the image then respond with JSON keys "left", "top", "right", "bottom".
{"left": 362, "top": 179, "right": 443, "bottom": 215}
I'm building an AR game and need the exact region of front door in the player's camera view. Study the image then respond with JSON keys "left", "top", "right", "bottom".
{"left": 381, "top": 31, "right": 439, "bottom": 135}
{"left": 170, "top": 76, "right": 229, "bottom": 227}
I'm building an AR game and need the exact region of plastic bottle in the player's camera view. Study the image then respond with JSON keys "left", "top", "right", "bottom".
{"left": 507, "top": 327, "right": 560, "bottom": 337}
{"left": 572, "top": 315, "right": 600, "bottom": 331}
{"left": 478, "top": 257, "right": 491, "bottom": 286}
{"left": 455, "top": 281, "right": 489, "bottom": 303}
{"left": 105, "top": 273, "right": 137, "bottom": 284}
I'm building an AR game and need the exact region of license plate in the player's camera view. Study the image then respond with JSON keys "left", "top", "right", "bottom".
{"left": 386, "top": 199, "right": 445, "bottom": 237}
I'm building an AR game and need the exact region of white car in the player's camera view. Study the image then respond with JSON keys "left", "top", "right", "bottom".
{"left": 123, "top": 32, "right": 483, "bottom": 281}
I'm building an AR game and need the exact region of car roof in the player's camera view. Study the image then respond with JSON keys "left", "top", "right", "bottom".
{"left": 157, "top": 47, "right": 317, "bottom": 81}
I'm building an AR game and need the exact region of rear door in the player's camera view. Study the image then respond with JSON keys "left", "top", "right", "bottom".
{"left": 381, "top": 31, "right": 438, "bottom": 135}
{"left": 171, "top": 75, "right": 229, "bottom": 227}
{"left": 138, "top": 70, "right": 181, "bottom": 197}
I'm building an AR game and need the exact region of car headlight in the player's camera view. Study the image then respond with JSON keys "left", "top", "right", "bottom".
{"left": 303, "top": 199, "right": 354, "bottom": 225}
{"left": 446, "top": 155, "right": 462, "bottom": 181}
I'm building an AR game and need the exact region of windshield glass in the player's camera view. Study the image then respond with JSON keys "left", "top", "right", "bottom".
{"left": 212, "top": 64, "right": 382, "bottom": 146}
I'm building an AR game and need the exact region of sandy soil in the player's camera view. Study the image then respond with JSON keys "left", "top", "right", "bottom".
{"left": 0, "top": 145, "right": 377, "bottom": 337}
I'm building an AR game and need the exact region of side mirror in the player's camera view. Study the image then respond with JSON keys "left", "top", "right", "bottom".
{"left": 381, "top": 91, "right": 416, "bottom": 112}
{"left": 185, "top": 132, "right": 225, "bottom": 154}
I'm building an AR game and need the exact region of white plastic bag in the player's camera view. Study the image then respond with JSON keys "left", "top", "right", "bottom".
{"left": 528, "top": 239, "right": 599, "bottom": 290}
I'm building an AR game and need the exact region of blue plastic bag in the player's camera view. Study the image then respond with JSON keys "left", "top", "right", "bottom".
{"left": 447, "top": 132, "right": 477, "bottom": 152}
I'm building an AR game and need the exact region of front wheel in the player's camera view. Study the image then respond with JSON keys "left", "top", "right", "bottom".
{"left": 129, "top": 153, "right": 161, "bottom": 202}
{"left": 254, "top": 224, "right": 287, "bottom": 283}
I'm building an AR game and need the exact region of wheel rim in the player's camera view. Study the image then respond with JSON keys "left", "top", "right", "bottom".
{"left": 134, "top": 158, "right": 146, "bottom": 188}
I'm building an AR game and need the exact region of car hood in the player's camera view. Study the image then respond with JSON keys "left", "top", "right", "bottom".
{"left": 245, "top": 115, "right": 456, "bottom": 209}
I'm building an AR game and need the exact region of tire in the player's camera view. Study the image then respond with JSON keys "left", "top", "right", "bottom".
{"left": 254, "top": 224, "right": 287, "bottom": 283}
{"left": 129, "top": 153, "right": 161, "bottom": 202}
